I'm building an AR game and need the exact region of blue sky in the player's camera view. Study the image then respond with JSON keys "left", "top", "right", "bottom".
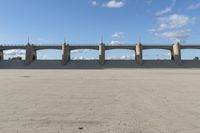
{"left": 1, "top": 0, "right": 200, "bottom": 60}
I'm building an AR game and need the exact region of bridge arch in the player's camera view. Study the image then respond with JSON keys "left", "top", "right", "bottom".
{"left": 105, "top": 47, "right": 134, "bottom": 51}
{"left": 36, "top": 47, "right": 61, "bottom": 51}
{"left": 143, "top": 49, "right": 172, "bottom": 60}
{"left": 3, "top": 49, "right": 26, "bottom": 60}
{"left": 71, "top": 49, "right": 99, "bottom": 60}
{"left": 36, "top": 49, "right": 62, "bottom": 60}
{"left": 181, "top": 49, "right": 200, "bottom": 60}
{"left": 105, "top": 49, "right": 135, "bottom": 60}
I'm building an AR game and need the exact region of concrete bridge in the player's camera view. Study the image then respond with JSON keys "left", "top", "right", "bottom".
{"left": 0, "top": 42, "right": 200, "bottom": 65}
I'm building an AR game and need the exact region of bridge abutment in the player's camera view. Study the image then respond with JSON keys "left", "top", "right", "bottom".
{"left": 172, "top": 42, "right": 181, "bottom": 64}
{"left": 62, "top": 44, "right": 70, "bottom": 65}
{"left": 135, "top": 43, "right": 143, "bottom": 65}
{"left": 25, "top": 44, "right": 37, "bottom": 64}
{"left": 0, "top": 50, "right": 3, "bottom": 60}
{"left": 99, "top": 43, "right": 105, "bottom": 65}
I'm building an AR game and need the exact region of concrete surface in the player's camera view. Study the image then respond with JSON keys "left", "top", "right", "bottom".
{"left": 0, "top": 69, "right": 200, "bottom": 133}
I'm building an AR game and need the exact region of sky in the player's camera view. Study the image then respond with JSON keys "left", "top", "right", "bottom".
{"left": 1, "top": 0, "right": 200, "bottom": 60}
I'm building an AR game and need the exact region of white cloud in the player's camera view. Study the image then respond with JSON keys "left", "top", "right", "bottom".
{"left": 71, "top": 49, "right": 82, "bottom": 53}
{"left": 91, "top": 1, "right": 98, "bottom": 6}
{"left": 4, "top": 50, "right": 51, "bottom": 60}
{"left": 71, "top": 49, "right": 91, "bottom": 54}
{"left": 112, "top": 32, "right": 124, "bottom": 38}
{"left": 120, "top": 55, "right": 132, "bottom": 59}
{"left": 157, "top": 14, "right": 196, "bottom": 30}
{"left": 37, "top": 51, "right": 48, "bottom": 59}
{"left": 107, "top": 55, "right": 132, "bottom": 60}
{"left": 79, "top": 56, "right": 84, "bottom": 60}
{"left": 4, "top": 50, "right": 26, "bottom": 60}
{"left": 4, "top": 49, "right": 25, "bottom": 56}
{"left": 150, "top": 14, "right": 196, "bottom": 33}
{"left": 110, "top": 41, "right": 124, "bottom": 46}
{"left": 148, "top": 28, "right": 157, "bottom": 32}
{"left": 110, "top": 32, "right": 125, "bottom": 46}
{"left": 155, "top": 30, "right": 191, "bottom": 43}
{"left": 187, "top": 2, "right": 200, "bottom": 10}
{"left": 156, "top": 7, "right": 172, "bottom": 16}
{"left": 37, "top": 54, "right": 48, "bottom": 60}
{"left": 156, "top": 0, "right": 176, "bottom": 16}
{"left": 107, "top": 56, "right": 117, "bottom": 60}
{"left": 149, "top": 13, "right": 196, "bottom": 43}
{"left": 72, "top": 56, "right": 96, "bottom": 60}
{"left": 102, "top": 0, "right": 125, "bottom": 8}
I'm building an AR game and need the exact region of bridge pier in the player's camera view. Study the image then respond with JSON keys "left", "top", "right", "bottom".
{"left": 25, "top": 44, "right": 37, "bottom": 64}
{"left": 62, "top": 44, "right": 70, "bottom": 65}
{"left": 135, "top": 43, "right": 143, "bottom": 65}
{"left": 0, "top": 50, "right": 3, "bottom": 60}
{"left": 99, "top": 43, "right": 105, "bottom": 65}
{"left": 172, "top": 42, "right": 181, "bottom": 64}
{"left": 170, "top": 50, "right": 174, "bottom": 60}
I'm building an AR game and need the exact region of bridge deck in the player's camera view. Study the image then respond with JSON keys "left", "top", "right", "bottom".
{"left": 0, "top": 44, "right": 200, "bottom": 51}
{"left": 181, "top": 45, "right": 200, "bottom": 49}
{"left": 142, "top": 45, "right": 172, "bottom": 50}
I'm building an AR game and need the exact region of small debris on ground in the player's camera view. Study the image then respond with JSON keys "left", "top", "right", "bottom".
{"left": 78, "top": 127, "right": 84, "bottom": 130}
{"left": 21, "top": 76, "right": 31, "bottom": 78}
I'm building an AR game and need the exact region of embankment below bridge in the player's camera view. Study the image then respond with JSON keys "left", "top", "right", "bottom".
{"left": 1, "top": 60, "right": 200, "bottom": 69}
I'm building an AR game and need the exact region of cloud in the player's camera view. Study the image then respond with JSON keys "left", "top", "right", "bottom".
{"left": 37, "top": 54, "right": 48, "bottom": 60}
{"left": 155, "top": 30, "right": 191, "bottom": 43}
{"left": 102, "top": 0, "right": 125, "bottom": 8}
{"left": 187, "top": 2, "right": 200, "bottom": 10}
{"left": 71, "top": 49, "right": 92, "bottom": 54}
{"left": 36, "top": 51, "right": 48, "bottom": 59}
{"left": 120, "top": 55, "right": 132, "bottom": 59}
{"left": 4, "top": 50, "right": 51, "bottom": 60}
{"left": 112, "top": 32, "right": 124, "bottom": 38}
{"left": 156, "top": 7, "right": 172, "bottom": 16}
{"left": 157, "top": 14, "right": 196, "bottom": 31}
{"left": 4, "top": 49, "right": 25, "bottom": 56}
{"left": 72, "top": 56, "right": 96, "bottom": 60}
{"left": 110, "top": 32, "right": 125, "bottom": 46}
{"left": 149, "top": 13, "right": 196, "bottom": 43}
{"left": 107, "top": 55, "right": 132, "bottom": 60}
{"left": 110, "top": 41, "right": 124, "bottom": 46}
{"left": 72, "top": 55, "right": 133, "bottom": 60}
{"left": 71, "top": 49, "right": 82, "bottom": 54}
{"left": 4, "top": 50, "right": 26, "bottom": 60}
{"left": 156, "top": 0, "right": 176, "bottom": 16}
{"left": 91, "top": 1, "right": 98, "bottom": 6}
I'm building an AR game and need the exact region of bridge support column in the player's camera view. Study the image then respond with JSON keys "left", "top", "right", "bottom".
{"left": 170, "top": 50, "right": 174, "bottom": 60}
{"left": 62, "top": 44, "right": 70, "bottom": 65}
{"left": 99, "top": 43, "right": 105, "bottom": 65}
{"left": 135, "top": 43, "right": 143, "bottom": 65}
{"left": 172, "top": 42, "right": 181, "bottom": 64}
{"left": 0, "top": 50, "right": 3, "bottom": 60}
{"left": 25, "top": 44, "right": 37, "bottom": 64}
